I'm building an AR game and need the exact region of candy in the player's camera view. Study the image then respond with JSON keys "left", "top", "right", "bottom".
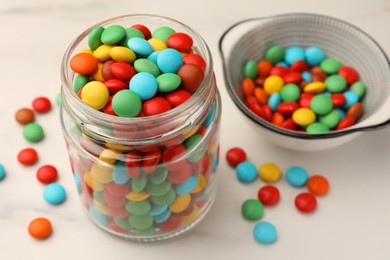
{"left": 284, "top": 47, "right": 305, "bottom": 65}
{"left": 110, "top": 46, "right": 136, "bottom": 63}
{"left": 264, "top": 75, "right": 284, "bottom": 95}
{"left": 280, "top": 83, "right": 300, "bottom": 102}
{"left": 244, "top": 60, "right": 258, "bottom": 79}
{"left": 23, "top": 122, "right": 44, "bottom": 143}
{"left": 101, "top": 25, "right": 126, "bottom": 45}
{"left": 258, "top": 162, "right": 281, "bottom": 183}
{"left": 320, "top": 58, "right": 342, "bottom": 74}
{"left": 157, "top": 48, "right": 183, "bottom": 73}
{"left": 43, "top": 183, "right": 66, "bottom": 205}
{"left": 241, "top": 199, "right": 264, "bottom": 220}
{"left": 295, "top": 192, "right": 317, "bottom": 213}
{"left": 127, "top": 37, "right": 153, "bottom": 56}
{"left": 36, "top": 165, "right": 58, "bottom": 184}
{"left": 32, "top": 97, "right": 51, "bottom": 113}
{"left": 325, "top": 75, "right": 347, "bottom": 93}
{"left": 167, "top": 32, "right": 193, "bottom": 52}
{"left": 111, "top": 89, "right": 142, "bottom": 117}
{"left": 350, "top": 81, "right": 366, "bottom": 98}
{"left": 310, "top": 94, "right": 333, "bottom": 115}
{"left": 257, "top": 185, "right": 280, "bottom": 206}
{"left": 305, "top": 47, "right": 325, "bottom": 66}
{"left": 143, "top": 96, "right": 172, "bottom": 116}
{"left": 236, "top": 161, "right": 257, "bottom": 183}
{"left": 265, "top": 45, "right": 285, "bottom": 64}
{"left": 307, "top": 175, "right": 329, "bottom": 196}
{"left": 285, "top": 166, "right": 309, "bottom": 187}
{"left": 129, "top": 72, "right": 158, "bottom": 100}
{"left": 28, "top": 218, "right": 52, "bottom": 239}
{"left": 152, "top": 26, "right": 176, "bottom": 43}
{"left": 81, "top": 81, "right": 109, "bottom": 110}
{"left": 177, "top": 64, "right": 204, "bottom": 93}
{"left": 226, "top": 147, "right": 246, "bottom": 167}
{"left": 339, "top": 66, "right": 359, "bottom": 85}
{"left": 292, "top": 108, "right": 316, "bottom": 127}
{"left": 0, "top": 163, "right": 5, "bottom": 181}
{"left": 17, "top": 148, "right": 38, "bottom": 166}
{"left": 253, "top": 222, "right": 277, "bottom": 244}
{"left": 183, "top": 53, "right": 206, "bottom": 72}
{"left": 70, "top": 53, "right": 98, "bottom": 75}
{"left": 15, "top": 108, "right": 35, "bottom": 125}
{"left": 306, "top": 122, "right": 329, "bottom": 133}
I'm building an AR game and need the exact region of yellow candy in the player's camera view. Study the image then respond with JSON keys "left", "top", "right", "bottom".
{"left": 304, "top": 82, "right": 326, "bottom": 93}
{"left": 182, "top": 205, "right": 199, "bottom": 223}
{"left": 93, "top": 199, "right": 109, "bottom": 215}
{"left": 84, "top": 172, "right": 105, "bottom": 191}
{"left": 91, "top": 63, "right": 105, "bottom": 82}
{"left": 169, "top": 194, "right": 191, "bottom": 213}
{"left": 191, "top": 174, "right": 206, "bottom": 194}
{"left": 99, "top": 149, "right": 122, "bottom": 164}
{"left": 126, "top": 191, "right": 150, "bottom": 201}
{"left": 90, "top": 162, "right": 113, "bottom": 184}
{"left": 93, "top": 44, "right": 113, "bottom": 62}
{"left": 264, "top": 75, "right": 284, "bottom": 95}
{"left": 81, "top": 81, "right": 109, "bottom": 110}
{"left": 80, "top": 48, "right": 94, "bottom": 54}
{"left": 110, "top": 46, "right": 136, "bottom": 63}
{"left": 258, "top": 162, "right": 281, "bottom": 183}
{"left": 292, "top": 108, "right": 316, "bottom": 127}
{"left": 148, "top": 38, "right": 167, "bottom": 51}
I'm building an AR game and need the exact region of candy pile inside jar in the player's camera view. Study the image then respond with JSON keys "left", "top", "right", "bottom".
{"left": 66, "top": 22, "right": 219, "bottom": 236}
{"left": 70, "top": 24, "right": 206, "bottom": 117}
{"left": 242, "top": 46, "right": 366, "bottom": 133}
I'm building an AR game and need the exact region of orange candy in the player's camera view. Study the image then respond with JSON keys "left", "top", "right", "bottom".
{"left": 272, "top": 112, "right": 284, "bottom": 127}
{"left": 254, "top": 87, "right": 268, "bottom": 105}
{"left": 28, "top": 217, "right": 52, "bottom": 239}
{"left": 241, "top": 78, "right": 255, "bottom": 96}
{"left": 70, "top": 53, "right": 98, "bottom": 75}
{"left": 257, "top": 60, "right": 273, "bottom": 77}
{"left": 307, "top": 175, "right": 329, "bottom": 196}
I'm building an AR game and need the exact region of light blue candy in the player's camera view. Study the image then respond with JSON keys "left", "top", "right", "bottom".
{"left": 176, "top": 175, "right": 198, "bottom": 195}
{"left": 253, "top": 222, "right": 277, "bottom": 244}
{"left": 335, "top": 108, "right": 346, "bottom": 119}
{"left": 73, "top": 172, "right": 81, "bottom": 193}
{"left": 204, "top": 104, "right": 216, "bottom": 127}
{"left": 212, "top": 155, "right": 218, "bottom": 172}
{"left": 129, "top": 72, "right": 158, "bottom": 100}
{"left": 236, "top": 161, "right": 257, "bottom": 183}
{"left": 342, "top": 91, "right": 359, "bottom": 109}
{"left": 275, "top": 61, "right": 289, "bottom": 68}
{"left": 43, "top": 183, "right": 66, "bottom": 205}
{"left": 89, "top": 205, "right": 109, "bottom": 226}
{"left": 147, "top": 51, "right": 161, "bottom": 64}
{"left": 268, "top": 92, "right": 281, "bottom": 111}
{"left": 127, "top": 37, "right": 153, "bottom": 56}
{"left": 0, "top": 163, "right": 5, "bottom": 181}
{"left": 284, "top": 47, "right": 305, "bottom": 65}
{"left": 305, "top": 47, "right": 325, "bottom": 66}
{"left": 153, "top": 208, "right": 172, "bottom": 224}
{"left": 157, "top": 48, "right": 183, "bottom": 73}
{"left": 149, "top": 204, "right": 168, "bottom": 216}
{"left": 113, "top": 161, "right": 130, "bottom": 184}
{"left": 302, "top": 71, "right": 311, "bottom": 82}
{"left": 285, "top": 166, "right": 309, "bottom": 187}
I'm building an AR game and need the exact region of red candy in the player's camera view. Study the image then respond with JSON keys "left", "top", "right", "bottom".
{"left": 142, "top": 96, "right": 172, "bottom": 116}
{"left": 131, "top": 24, "right": 151, "bottom": 40}
{"left": 17, "top": 148, "right": 38, "bottom": 166}
{"left": 336, "top": 115, "right": 355, "bottom": 130}
{"left": 166, "top": 89, "right": 192, "bottom": 107}
{"left": 281, "top": 118, "right": 298, "bottom": 131}
{"left": 162, "top": 144, "right": 187, "bottom": 171}
{"left": 110, "top": 62, "right": 136, "bottom": 81}
{"left": 290, "top": 60, "right": 309, "bottom": 72}
{"left": 36, "top": 165, "right": 58, "bottom": 184}
{"left": 277, "top": 101, "right": 299, "bottom": 115}
{"left": 183, "top": 53, "right": 206, "bottom": 72}
{"left": 177, "top": 64, "right": 204, "bottom": 93}
{"left": 330, "top": 93, "right": 346, "bottom": 107}
{"left": 258, "top": 185, "right": 280, "bottom": 206}
{"left": 159, "top": 214, "right": 182, "bottom": 232}
{"left": 167, "top": 32, "right": 193, "bottom": 52}
{"left": 299, "top": 93, "right": 314, "bottom": 108}
{"left": 142, "top": 150, "right": 161, "bottom": 174}
{"left": 295, "top": 192, "right": 317, "bottom": 213}
{"left": 270, "top": 66, "right": 288, "bottom": 77}
{"left": 32, "top": 97, "right": 51, "bottom": 113}
{"left": 104, "top": 79, "right": 128, "bottom": 95}
{"left": 283, "top": 72, "right": 302, "bottom": 84}
{"left": 338, "top": 66, "right": 359, "bottom": 85}
{"left": 102, "top": 60, "right": 116, "bottom": 80}
{"left": 225, "top": 147, "right": 246, "bottom": 167}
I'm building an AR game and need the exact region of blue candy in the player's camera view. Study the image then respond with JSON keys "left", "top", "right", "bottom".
{"left": 284, "top": 47, "right": 305, "bottom": 65}
{"left": 302, "top": 71, "right": 312, "bottom": 82}
{"left": 335, "top": 108, "right": 346, "bottom": 119}
{"left": 73, "top": 172, "right": 81, "bottom": 193}
{"left": 275, "top": 61, "right": 289, "bottom": 68}
{"left": 0, "top": 163, "right": 5, "bottom": 181}
{"left": 153, "top": 208, "right": 172, "bottom": 224}
{"left": 204, "top": 104, "right": 216, "bottom": 127}
{"left": 342, "top": 91, "right": 359, "bottom": 109}
{"left": 43, "top": 183, "right": 66, "bottom": 205}
{"left": 176, "top": 176, "right": 198, "bottom": 195}
{"left": 253, "top": 222, "right": 277, "bottom": 244}
{"left": 305, "top": 47, "right": 325, "bottom": 66}
{"left": 113, "top": 161, "right": 130, "bottom": 184}
{"left": 236, "top": 161, "right": 257, "bottom": 183}
{"left": 157, "top": 48, "right": 183, "bottom": 73}
{"left": 285, "top": 166, "right": 309, "bottom": 187}
{"left": 127, "top": 38, "right": 153, "bottom": 56}
{"left": 149, "top": 204, "right": 168, "bottom": 216}
{"left": 147, "top": 51, "right": 161, "bottom": 64}
{"left": 129, "top": 72, "right": 158, "bottom": 100}
{"left": 89, "top": 205, "right": 109, "bottom": 226}
{"left": 268, "top": 92, "right": 281, "bottom": 111}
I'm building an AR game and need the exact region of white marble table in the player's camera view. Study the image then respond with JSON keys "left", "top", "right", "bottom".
{"left": 1, "top": 0, "right": 390, "bottom": 259}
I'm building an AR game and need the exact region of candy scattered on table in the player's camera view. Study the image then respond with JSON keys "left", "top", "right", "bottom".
{"left": 242, "top": 45, "right": 366, "bottom": 133}
{"left": 23, "top": 122, "right": 44, "bottom": 143}
{"left": 43, "top": 183, "right": 67, "bottom": 205}
{"left": 236, "top": 161, "right": 258, "bottom": 183}
{"left": 36, "top": 165, "right": 58, "bottom": 184}
{"left": 285, "top": 166, "right": 309, "bottom": 187}
{"left": 28, "top": 217, "right": 52, "bottom": 239}
{"left": 258, "top": 162, "right": 281, "bottom": 183}
{"left": 226, "top": 147, "right": 247, "bottom": 167}
{"left": 17, "top": 148, "right": 38, "bottom": 166}
{"left": 307, "top": 175, "right": 329, "bottom": 196}
{"left": 295, "top": 192, "right": 317, "bottom": 213}
{"left": 32, "top": 96, "right": 52, "bottom": 113}
{"left": 241, "top": 199, "right": 264, "bottom": 220}
{"left": 15, "top": 108, "right": 35, "bottom": 125}
{"left": 0, "top": 163, "right": 5, "bottom": 181}
{"left": 257, "top": 185, "right": 280, "bottom": 206}
{"left": 253, "top": 221, "right": 277, "bottom": 244}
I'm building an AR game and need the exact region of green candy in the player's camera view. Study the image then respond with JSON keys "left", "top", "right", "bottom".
{"left": 350, "top": 81, "right": 366, "bottom": 98}
{"left": 125, "top": 200, "right": 151, "bottom": 215}
{"left": 55, "top": 93, "right": 62, "bottom": 106}
{"left": 318, "top": 109, "right": 341, "bottom": 129}
{"left": 112, "top": 90, "right": 142, "bottom": 117}
{"left": 310, "top": 94, "right": 333, "bottom": 115}
{"left": 134, "top": 59, "right": 160, "bottom": 77}
{"left": 149, "top": 167, "right": 168, "bottom": 185}
{"left": 146, "top": 180, "right": 171, "bottom": 196}
{"left": 157, "top": 73, "right": 181, "bottom": 93}
{"left": 113, "top": 217, "right": 132, "bottom": 230}
{"left": 101, "top": 25, "right": 126, "bottom": 45}
{"left": 119, "top": 27, "right": 144, "bottom": 46}
{"left": 280, "top": 83, "right": 300, "bottom": 102}
{"left": 241, "top": 199, "right": 264, "bottom": 220}
{"left": 265, "top": 45, "right": 285, "bottom": 64}
{"left": 244, "top": 60, "right": 258, "bottom": 79}
{"left": 320, "top": 58, "right": 342, "bottom": 74}
{"left": 131, "top": 172, "right": 148, "bottom": 192}
{"left": 325, "top": 75, "right": 347, "bottom": 93}
{"left": 151, "top": 187, "right": 176, "bottom": 206}
{"left": 88, "top": 26, "right": 104, "bottom": 50}
{"left": 23, "top": 122, "right": 44, "bottom": 142}
{"left": 184, "top": 134, "right": 204, "bottom": 162}
{"left": 73, "top": 74, "right": 90, "bottom": 93}
{"left": 152, "top": 26, "right": 176, "bottom": 43}
{"left": 128, "top": 214, "right": 154, "bottom": 231}
{"left": 306, "top": 122, "right": 330, "bottom": 133}
{"left": 93, "top": 191, "right": 106, "bottom": 205}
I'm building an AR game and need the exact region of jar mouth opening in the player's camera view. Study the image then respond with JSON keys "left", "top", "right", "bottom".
{"left": 60, "top": 14, "right": 214, "bottom": 124}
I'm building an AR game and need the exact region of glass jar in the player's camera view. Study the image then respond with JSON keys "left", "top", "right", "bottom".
{"left": 60, "top": 14, "right": 221, "bottom": 242}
